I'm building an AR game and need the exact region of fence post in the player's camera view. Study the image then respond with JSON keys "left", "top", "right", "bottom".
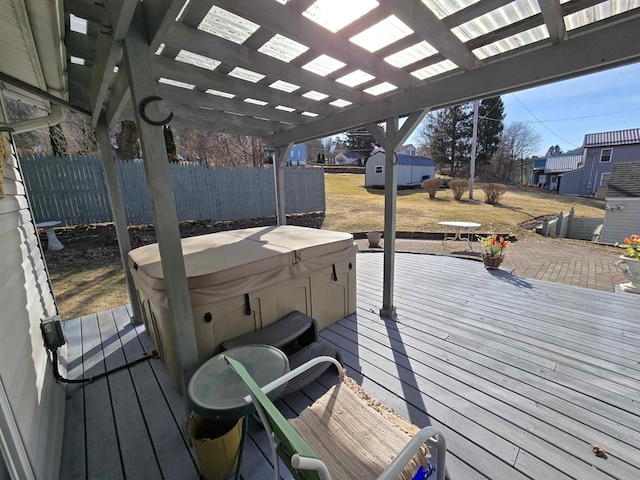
{"left": 556, "top": 211, "right": 563, "bottom": 238}
{"left": 541, "top": 219, "right": 549, "bottom": 237}
{"left": 566, "top": 207, "right": 575, "bottom": 239}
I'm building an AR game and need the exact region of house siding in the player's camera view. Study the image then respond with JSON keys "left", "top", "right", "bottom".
{"left": 599, "top": 198, "right": 640, "bottom": 245}
{"left": 0, "top": 138, "right": 65, "bottom": 480}
{"left": 558, "top": 169, "right": 583, "bottom": 195}
{"left": 562, "top": 144, "right": 640, "bottom": 195}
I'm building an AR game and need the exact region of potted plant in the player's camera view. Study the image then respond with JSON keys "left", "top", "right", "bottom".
{"left": 615, "top": 234, "right": 640, "bottom": 293}
{"left": 477, "top": 234, "right": 509, "bottom": 269}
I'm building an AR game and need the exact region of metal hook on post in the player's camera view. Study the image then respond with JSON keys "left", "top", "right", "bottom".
{"left": 138, "top": 96, "right": 174, "bottom": 126}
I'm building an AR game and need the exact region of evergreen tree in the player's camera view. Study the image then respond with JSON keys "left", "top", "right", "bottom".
{"left": 164, "top": 125, "right": 178, "bottom": 162}
{"left": 115, "top": 121, "right": 140, "bottom": 160}
{"left": 49, "top": 124, "right": 68, "bottom": 155}
{"left": 427, "top": 104, "right": 473, "bottom": 175}
{"left": 546, "top": 145, "right": 563, "bottom": 155}
{"left": 344, "top": 127, "right": 375, "bottom": 162}
{"left": 476, "top": 96, "right": 504, "bottom": 172}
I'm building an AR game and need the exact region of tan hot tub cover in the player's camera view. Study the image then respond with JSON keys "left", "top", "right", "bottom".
{"left": 128, "top": 225, "right": 356, "bottom": 307}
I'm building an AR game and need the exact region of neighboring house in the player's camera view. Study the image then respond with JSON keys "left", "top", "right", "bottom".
{"left": 531, "top": 158, "right": 546, "bottom": 186}
{"left": 559, "top": 128, "right": 640, "bottom": 196}
{"left": 289, "top": 143, "right": 306, "bottom": 165}
{"left": 398, "top": 144, "right": 417, "bottom": 156}
{"left": 599, "top": 162, "right": 640, "bottom": 245}
{"left": 544, "top": 153, "right": 582, "bottom": 191}
{"left": 365, "top": 150, "right": 436, "bottom": 187}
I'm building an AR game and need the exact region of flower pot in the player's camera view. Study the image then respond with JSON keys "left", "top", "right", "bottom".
{"left": 615, "top": 255, "right": 640, "bottom": 293}
{"left": 482, "top": 253, "right": 504, "bottom": 269}
{"left": 367, "top": 231, "right": 382, "bottom": 248}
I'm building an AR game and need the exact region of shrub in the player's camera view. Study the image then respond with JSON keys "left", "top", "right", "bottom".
{"left": 482, "top": 183, "right": 508, "bottom": 204}
{"left": 421, "top": 178, "right": 443, "bottom": 199}
{"left": 448, "top": 179, "right": 469, "bottom": 200}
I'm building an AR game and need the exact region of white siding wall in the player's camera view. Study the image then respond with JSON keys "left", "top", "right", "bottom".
{"left": 0, "top": 137, "right": 65, "bottom": 480}
{"left": 600, "top": 198, "right": 640, "bottom": 245}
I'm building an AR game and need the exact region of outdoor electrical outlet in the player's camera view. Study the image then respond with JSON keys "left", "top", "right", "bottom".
{"left": 41, "top": 315, "right": 66, "bottom": 350}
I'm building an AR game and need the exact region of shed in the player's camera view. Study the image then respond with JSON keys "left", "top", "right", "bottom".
{"left": 600, "top": 162, "right": 640, "bottom": 245}
{"left": 365, "top": 151, "right": 436, "bottom": 187}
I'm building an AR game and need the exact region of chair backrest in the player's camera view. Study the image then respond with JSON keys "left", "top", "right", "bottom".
{"left": 224, "top": 356, "right": 323, "bottom": 480}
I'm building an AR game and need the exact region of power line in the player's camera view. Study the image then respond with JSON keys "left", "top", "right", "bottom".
{"left": 509, "top": 93, "right": 581, "bottom": 148}
{"left": 480, "top": 106, "right": 640, "bottom": 124}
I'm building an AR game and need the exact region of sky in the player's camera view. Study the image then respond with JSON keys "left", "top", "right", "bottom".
{"left": 408, "top": 61, "right": 640, "bottom": 157}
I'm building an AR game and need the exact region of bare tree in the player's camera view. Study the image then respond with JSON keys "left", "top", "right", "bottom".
{"left": 490, "top": 122, "right": 542, "bottom": 182}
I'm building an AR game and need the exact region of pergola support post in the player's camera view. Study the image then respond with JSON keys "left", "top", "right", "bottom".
{"left": 95, "top": 119, "right": 142, "bottom": 325}
{"left": 273, "top": 144, "right": 293, "bottom": 225}
{"left": 366, "top": 110, "right": 429, "bottom": 319}
{"left": 123, "top": 4, "right": 199, "bottom": 396}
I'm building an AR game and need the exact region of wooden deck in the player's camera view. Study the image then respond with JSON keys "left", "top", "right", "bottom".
{"left": 59, "top": 253, "right": 640, "bottom": 480}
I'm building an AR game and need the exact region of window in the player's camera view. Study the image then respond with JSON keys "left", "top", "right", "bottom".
{"left": 600, "top": 148, "right": 612, "bottom": 162}
{"left": 375, "top": 166, "right": 383, "bottom": 174}
{"left": 601, "top": 172, "right": 611, "bottom": 186}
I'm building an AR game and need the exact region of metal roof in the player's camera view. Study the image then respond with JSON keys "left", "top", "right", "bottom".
{"left": 544, "top": 153, "right": 583, "bottom": 173}
{"left": 583, "top": 128, "right": 640, "bottom": 148}
{"left": 397, "top": 154, "right": 435, "bottom": 166}
{"left": 3, "top": 1, "right": 640, "bottom": 146}
{"left": 607, "top": 162, "right": 640, "bottom": 198}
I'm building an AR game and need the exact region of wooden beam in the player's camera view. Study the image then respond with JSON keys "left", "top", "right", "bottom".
{"left": 153, "top": 56, "right": 336, "bottom": 115}
{"left": 538, "top": 0, "right": 568, "bottom": 44}
{"left": 89, "top": 0, "right": 138, "bottom": 126}
{"left": 381, "top": 116, "right": 399, "bottom": 319}
{"left": 142, "top": 0, "right": 188, "bottom": 52}
{"left": 65, "top": 0, "right": 103, "bottom": 23}
{"left": 95, "top": 119, "right": 142, "bottom": 324}
{"left": 65, "top": 31, "right": 96, "bottom": 61}
{"left": 68, "top": 63, "right": 92, "bottom": 87}
{"left": 104, "top": 63, "right": 131, "bottom": 128}
{"left": 443, "top": 0, "right": 512, "bottom": 28}
{"left": 273, "top": 144, "right": 293, "bottom": 225}
{"left": 166, "top": 103, "right": 283, "bottom": 134}
{"left": 365, "top": 122, "right": 387, "bottom": 147}
{"left": 123, "top": 3, "right": 199, "bottom": 397}
{"left": 386, "top": 0, "right": 481, "bottom": 71}
{"left": 267, "top": 14, "right": 640, "bottom": 146}
{"left": 157, "top": 83, "right": 309, "bottom": 125}
{"left": 165, "top": 22, "right": 370, "bottom": 105}
{"left": 395, "top": 110, "right": 429, "bottom": 147}
{"left": 214, "top": 0, "right": 419, "bottom": 90}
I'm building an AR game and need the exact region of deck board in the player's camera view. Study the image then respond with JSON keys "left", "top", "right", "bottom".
{"left": 59, "top": 253, "right": 640, "bottom": 480}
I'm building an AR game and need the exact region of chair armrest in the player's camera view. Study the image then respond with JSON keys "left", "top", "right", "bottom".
{"left": 291, "top": 454, "right": 332, "bottom": 480}
{"left": 240, "top": 355, "right": 345, "bottom": 404}
{"left": 377, "top": 427, "right": 446, "bottom": 480}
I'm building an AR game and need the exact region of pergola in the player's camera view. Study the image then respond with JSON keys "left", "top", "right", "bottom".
{"left": 2, "top": 0, "right": 640, "bottom": 393}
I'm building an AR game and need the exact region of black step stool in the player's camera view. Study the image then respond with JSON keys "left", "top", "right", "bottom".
{"left": 221, "top": 311, "right": 342, "bottom": 397}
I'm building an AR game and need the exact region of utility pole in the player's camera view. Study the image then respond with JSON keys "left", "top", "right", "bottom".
{"left": 469, "top": 99, "right": 479, "bottom": 200}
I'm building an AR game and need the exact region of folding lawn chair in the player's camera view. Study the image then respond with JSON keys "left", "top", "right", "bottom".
{"left": 224, "top": 355, "right": 446, "bottom": 480}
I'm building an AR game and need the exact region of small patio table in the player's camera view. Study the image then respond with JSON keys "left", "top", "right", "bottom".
{"left": 188, "top": 345, "right": 290, "bottom": 480}
{"left": 36, "top": 221, "right": 64, "bottom": 251}
{"left": 438, "top": 221, "right": 481, "bottom": 251}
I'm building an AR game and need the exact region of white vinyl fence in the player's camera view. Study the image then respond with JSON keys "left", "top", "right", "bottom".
{"left": 20, "top": 154, "right": 325, "bottom": 226}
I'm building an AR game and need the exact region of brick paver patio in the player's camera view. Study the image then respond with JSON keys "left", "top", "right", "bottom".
{"left": 355, "top": 236, "right": 628, "bottom": 293}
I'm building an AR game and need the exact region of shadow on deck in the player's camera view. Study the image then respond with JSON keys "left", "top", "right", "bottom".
{"left": 60, "top": 253, "right": 640, "bottom": 480}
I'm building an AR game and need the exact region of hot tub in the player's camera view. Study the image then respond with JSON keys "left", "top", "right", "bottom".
{"left": 128, "top": 225, "right": 357, "bottom": 389}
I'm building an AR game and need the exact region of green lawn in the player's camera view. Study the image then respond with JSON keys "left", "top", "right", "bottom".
{"left": 50, "top": 172, "right": 606, "bottom": 319}
{"left": 323, "top": 173, "right": 605, "bottom": 234}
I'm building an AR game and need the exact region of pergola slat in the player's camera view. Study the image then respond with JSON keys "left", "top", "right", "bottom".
{"left": 165, "top": 22, "right": 371, "bottom": 105}
{"left": 538, "top": 0, "right": 568, "bottom": 44}
{"left": 215, "top": 0, "right": 419, "bottom": 90}
{"left": 385, "top": 0, "right": 481, "bottom": 71}
{"left": 268, "top": 13, "right": 640, "bottom": 146}
{"left": 152, "top": 55, "right": 336, "bottom": 116}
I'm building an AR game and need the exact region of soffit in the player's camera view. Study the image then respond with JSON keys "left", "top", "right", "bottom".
{"left": 62, "top": 0, "right": 640, "bottom": 143}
